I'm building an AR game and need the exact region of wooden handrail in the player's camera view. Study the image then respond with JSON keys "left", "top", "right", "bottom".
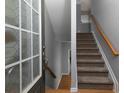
{"left": 45, "top": 63, "right": 56, "bottom": 78}
{"left": 91, "top": 15, "right": 119, "bottom": 56}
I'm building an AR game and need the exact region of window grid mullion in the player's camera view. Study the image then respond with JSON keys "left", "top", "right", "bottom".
{"left": 39, "top": 0, "right": 42, "bottom": 76}
{"left": 5, "top": 24, "right": 40, "bottom": 35}
{"left": 19, "top": 0, "right": 22, "bottom": 92}
{"left": 24, "top": 0, "right": 31, "bottom": 8}
{"left": 5, "top": 54, "right": 40, "bottom": 70}
{"left": 31, "top": 0, "right": 34, "bottom": 82}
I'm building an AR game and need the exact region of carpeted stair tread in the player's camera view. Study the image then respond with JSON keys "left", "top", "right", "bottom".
{"left": 77, "top": 32, "right": 92, "bottom": 35}
{"left": 78, "top": 76, "right": 113, "bottom": 84}
{"left": 77, "top": 59, "right": 104, "bottom": 63}
{"left": 77, "top": 43, "right": 96, "bottom": 45}
{"left": 77, "top": 39, "right": 95, "bottom": 41}
{"left": 77, "top": 33, "right": 113, "bottom": 90}
{"left": 77, "top": 47, "right": 99, "bottom": 50}
{"left": 77, "top": 40, "right": 96, "bottom": 44}
{"left": 77, "top": 48, "right": 100, "bottom": 53}
{"left": 77, "top": 43, "right": 98, "bottom": 48}
{"left": 77, "top": 66, "right": 108, "bottom": 72}
{"left": 77, "top": 53, "right": 101, "bottom": 56}
{"left": 77, "top": 59, "right": 105, "bottom": 67}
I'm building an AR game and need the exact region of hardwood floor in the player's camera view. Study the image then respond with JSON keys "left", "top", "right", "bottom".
{"left": 46, "top": 89, "right": 114, "bottom": 93}
{"left": 58, "top": 75, "right": 71, "bottom": 89}
{"left": 46, "top": 75, "right": 114, "bottom": 93}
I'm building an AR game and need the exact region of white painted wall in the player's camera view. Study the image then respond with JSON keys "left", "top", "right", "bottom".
{"left": 45, "top": 0, "right": 71, "bottom": 41}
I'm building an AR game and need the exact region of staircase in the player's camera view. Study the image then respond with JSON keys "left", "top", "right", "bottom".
{"left": 77, "top": 33, "right": 113, "bottom": 89}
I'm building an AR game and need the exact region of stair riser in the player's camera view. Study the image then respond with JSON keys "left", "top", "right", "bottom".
{"left": 77, "top": 36, "right": 94, "bottom": 40}
{"left": 77, "top": 49, "right": 99, "bottom": 53}
{"left": 77, "top": 40, "right": 95, "bottom": 43}
{"left": 77, "top": 55, "right": 102, "bottom": 60}
{"left": 77, "top": 63, "right": 104, "bottom": 67}
{"left": 77, "top": 34, "right": 93, "bottom": 37}
{"left": 78, "top": 72, "right": 108, "bottom": 76}
{"left": 77, "top": 44, "right": 97, "bottom": 48}
{"left": 78, "top": 84, "right": 113, "bottom": 90}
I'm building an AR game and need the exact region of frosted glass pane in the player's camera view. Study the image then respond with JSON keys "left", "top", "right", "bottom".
{"left": 32, "top": 10, "right": 39, "bottom": 33}
{"left": 5, "top": 27, "right": 20, "bottom": 65}
{"left": 22, "top": 60, "right": 32, "bottom": 90}
{"left": 21, "top": 0, "right": 31, "bottom": 30}
{"left": 32, "top": 0, "right": 39, "bottom": 11}
{"left": 22, "top": 31, "right": 31, "bottom": 59}
{"left": 25, "top": 0, "right": 31, "bottom": 4}
{"left": 5, "top": 0, "right": 19, "bottom": 27}
{"left": 33, "top": 56, "right": 40, "bottom": 79}
{"left": 5, "top": 65, "right": 20, "bottom": 93}
{"left": 33, "top": 34, "right": 39, "bottom": 55}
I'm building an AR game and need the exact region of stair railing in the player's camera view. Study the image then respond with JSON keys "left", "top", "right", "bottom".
{"left": 91, "top": 15, "right": 119, "bottom": 56}
{"left": 45, "top": 57, "right": 56, "bottom": 78}
{"left": 43, "top": 46, "right": 56, "bottom": 78}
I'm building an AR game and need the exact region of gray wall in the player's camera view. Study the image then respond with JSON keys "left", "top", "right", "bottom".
{"left": 45, "top": 0, "right": 71, "bottom": 41}
{"left": 76, "top": 4, "right": 90, "bottom": 33}
{"left": 76, "top": 4, "right": 81, "bottom": 32}
{"left": 53, "top": 40, "right": 62, "bottom": 88}
{"left": 80, "top": 0, "right": 91, "bottom": 11}
{"left": 91, "top": 0, "right": 119, "bottom": 81}
{"left": 45, "top": 4, "right": 71, "bottom": 88}
{"left": 45, "top": 7, "right": 55, "bottom": 88}
{"left": 80, "top": 23, "right": 90, "bottom": 33}
{"left": 61, "top": 42, "right": 71, "bottom": 74}
{"left": 45, "top": 7, "right": 62, "bottom": 88}
{"left": 91, "top": 0, "right": 119, "bottom": 50}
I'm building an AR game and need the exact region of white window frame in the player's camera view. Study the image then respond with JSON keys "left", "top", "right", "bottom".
{"left": 5, "top": 0, "right": 42, "bottom": 93}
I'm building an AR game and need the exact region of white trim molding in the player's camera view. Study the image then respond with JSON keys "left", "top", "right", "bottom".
{"left": 56, "top": 74, "right": 62, "bottom": 89}
{"left": 92, "top": 31, "right": 119, "bottom": 93}
{"left": 70, "top": 87, "right": 78, "bottom": 92}
{"left": 62, "top": 73, "right": 70, "bottom": 75}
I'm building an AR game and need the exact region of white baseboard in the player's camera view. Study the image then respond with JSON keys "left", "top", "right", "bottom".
{"left": 56, "top": 74, "right": 62, "bottom": 89}
{"left": 92, "top": 31, "right": 119, "bottom": 93}
{"left": 62, "top": 72, "right": 70, "bottom": 75}
{"left": 56, "top": 73, "right": 70, "bottom": 89}
{"left": 70, "top": 87, "right": 78, "bottom": 92}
